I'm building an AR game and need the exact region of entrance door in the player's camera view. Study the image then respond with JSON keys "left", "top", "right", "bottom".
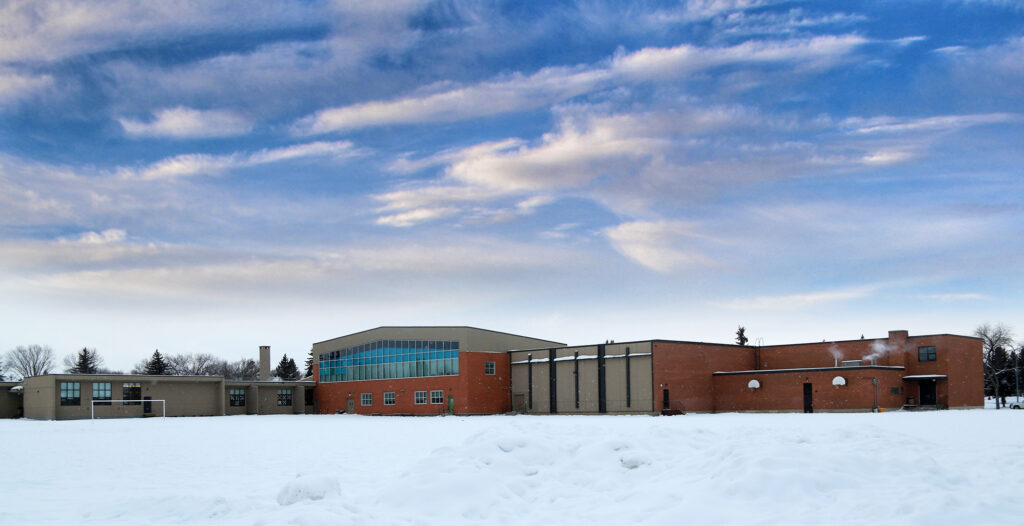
{"left": 143, "top": 396, "right": 152, "bottom": 414}
{"left": 346, "top": 398, "right": 355, "bottom": 413}
{"left": 513, "top": 394, "right": 526, "bottom": 413}
{"left": 663, "top": 389, "right": 670, "bottom": 411}
{"left": 448, "top": 395, "right": 454, "bottom": 414}
{"left": 919, "top": 381, "right": 937, "bottom": 405}
{"left": 803, "top": 383, "right": 813, "bottom": 413}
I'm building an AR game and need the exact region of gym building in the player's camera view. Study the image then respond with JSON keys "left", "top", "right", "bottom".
{"left": 509, "top": 330, "right": 984, "bottom": 414}
{"left": 311, "top": 326, "right": 562, "bottom": 415}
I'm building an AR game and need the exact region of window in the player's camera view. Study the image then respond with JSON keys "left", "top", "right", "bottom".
{"left": 414, "top": 391, "right": 427, "bottom": 404}
{"left": 918, "top": 346, "right": 937, "bottom": 362}
{"left": 277, "top": 389, "right": 292, "bottom": 406}
{"left": 317, "top": 339, "right": 460, "bottom": 383}
{"left": 890, "top": 387, "right": 900, "bottom": 396}
{"left": 92, "top": 382, "right": 111, "bottom": 406}
{"left": 384, "top": 392, "right": 396, "bottom": 405}
{"left": 361, "top": 392, "right": 372, "bottom": 406}
{"left": 60, "top": 382, "right": 80, "bottom": 406}
{"left": 430, "top": 390, "right": 444, "bottom": 404}
{"left": 229, "top": 388, "right": 246, "bottom": 407}
{"left": 122, "top": 383, "right": 141, "bottom": 405}
{"left": 484, "top": 361, "right": 496, "bottom": 375}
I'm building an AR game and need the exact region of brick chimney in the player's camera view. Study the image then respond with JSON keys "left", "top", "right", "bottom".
{"left": 259, "top": 345, "right": 271, "bottom": 380}
{"left": 887, "top": 330, "right": 909, "bottom": 367}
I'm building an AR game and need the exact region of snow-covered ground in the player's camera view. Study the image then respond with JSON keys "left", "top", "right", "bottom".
{"left": 2, "top": 411, "right": 1023, "bottom": 525}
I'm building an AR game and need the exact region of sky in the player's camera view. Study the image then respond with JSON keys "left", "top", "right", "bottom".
{"left": 1, "top": 0, "right": 1022, "bottom": 372}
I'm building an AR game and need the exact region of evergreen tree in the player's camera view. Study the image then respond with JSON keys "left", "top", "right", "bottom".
{"left": 735, "top": 326, "right": 748, "bottom": 346}
{"left": 304, "top": 349, "right": 314, "bottom": 377}
{"left": 69, "top": 347, "right": 101, "bottom": 374}
{"left": 144, "top": 349, "right": 169, "bottom": 375}
{"left": 274, "top": 353, "right": 300, "bottom": 380}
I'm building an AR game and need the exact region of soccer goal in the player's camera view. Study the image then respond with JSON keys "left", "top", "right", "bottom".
{"left": 91, "top": 399, "right": 166, "bottom": 419}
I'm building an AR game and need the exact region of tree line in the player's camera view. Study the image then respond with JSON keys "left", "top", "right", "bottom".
{"left": 1, "top": 345, "right": 313, "bottom": 382}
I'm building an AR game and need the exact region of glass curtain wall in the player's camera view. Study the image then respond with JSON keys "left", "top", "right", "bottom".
{"left": 319, "top": 340, "right": 459, "bottom": 383}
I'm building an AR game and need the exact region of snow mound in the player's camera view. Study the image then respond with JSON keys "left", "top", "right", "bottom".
{"left": 620, "top": 455, "right": 650, "bottom": 470}
{"left": 277, "top": 474, "right": 341, "bottom": 506}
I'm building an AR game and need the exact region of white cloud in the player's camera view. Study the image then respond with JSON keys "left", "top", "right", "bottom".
{"left": 713, "top": 286, "right": 877, "bottom": 310}
{"left": 120, "top": 140, "right": 359, "bottom": 180}
{"left": 604, "top": 220, "right": 717, "bottom": 273}
{"left": 61, "top": 229, "right": 127, "bottom": 245}
{"left": 612, "top": 34, "right": 868, "bottom": 80}
{"left": 375, "top": 207, "right": 459, "bottom": 227}
{"left": 0, "top": 68, "right": 52, "bottom": 104}
{"left": 293, "top": 67, "right": 612, "bottom": 134}
{"left": 924, "top": 293, "right": 992, "bottom": 301}
{"left": 294, "top": 34, "right": 868, "bottom": 134}
{"left": 0, "top": 1, "right": 329, "bottom": 63}
{"left": 842, "top": 113, "right": 1021, "bottom": 134}
{"left": 118, "top": 107, "right": 253, "bottom": 138}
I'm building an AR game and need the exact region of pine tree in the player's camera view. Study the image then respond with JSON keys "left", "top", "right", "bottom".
{"left": 304, "top": 349, "right": 314, "bottom": 378}
{"left": 70, "top": 347, "right": 101, "bottom": 374}
{"left": 274, "top": 353, "right": 300, "bottom": 380}
{"left": 735, "top": 326, "right": 748, "bottom": 346}
{"left": 144, "top": 350, "right": 169, "bottom": 375}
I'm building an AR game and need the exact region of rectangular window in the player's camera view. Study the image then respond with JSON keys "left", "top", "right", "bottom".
{"left": 361, "top": 392, "right": 372, "bottom": 406}
{"left": 414, "top": 391, "right": 427, "bottom": 404}
{"left": 384, "top": 392, "right": 396, "bottom": 405}
{"left": 277, "top": 389, "right": 292, "bottom": 406}
{"left": 484, "top": 361, "right": 496, "bottom": 375}
{"left": 122, "top": 383, "right": 141, "bottom": 405}
{"left": 890, "top": 387, "right": 900, "bottom": 396}
{"left": 430, "top": 390, "right": 444, "bottom": 404}
{"left": 918, "top": 346, "right": 937, "bottom": 362}
{"left": 92, "top": 382, "right": 111, "bottom": 406}
{"left": 229, "top": 388, "right": 246, "bottom": 407}
{"left": 60, "top": 382, "right": 81, "bottom": 406}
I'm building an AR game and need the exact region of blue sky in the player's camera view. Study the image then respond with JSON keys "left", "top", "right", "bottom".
{"left": 1, "top": 0, "right": 1022, "bottom": 371}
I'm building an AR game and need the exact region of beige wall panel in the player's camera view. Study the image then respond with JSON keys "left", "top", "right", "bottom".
{"left": 529, "top": 361, "right": 550, "bottom": 413}
{"left": 577, "top": 358, "right": 600, "bottom": 413}
{"left": 23, "top": 377, "right": 55, "bottom": 419}
{"left": 554, "top": 360, "right": 578, "bottom": 413}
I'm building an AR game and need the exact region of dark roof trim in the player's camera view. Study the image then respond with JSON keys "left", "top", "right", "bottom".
{"left": 713, "top": 365, "right": 905, "bottom": 376}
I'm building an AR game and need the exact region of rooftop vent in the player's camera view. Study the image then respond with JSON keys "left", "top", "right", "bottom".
{"left": 840, "top": 360, "right": 863, "bottom": 367}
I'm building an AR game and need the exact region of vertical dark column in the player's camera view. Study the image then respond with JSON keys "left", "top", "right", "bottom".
{"left": 625, "top": 347, "right": 631, "bottom": 408}
{"left": 549, "top": 348, "right": 557, "bottom": 414}
{"left": 598, "top": 344, "right": 607, "bottom": 413}
{"left": 573, "top": 350, "right": 579, "bottom": 409}
{"left": 527, "top": 353, "right": 533, "bottom": 410}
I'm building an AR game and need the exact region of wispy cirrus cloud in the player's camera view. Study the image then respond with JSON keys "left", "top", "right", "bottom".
{"left": 118, "top": 107, "right": 253, "bottom": 138}
{"left": 118, "top": 140, "right": 360, "bottom": 180}
{"left": 924, "top": 293, "right": 993, "bottom": 301}
{"left": 294, "top": 34, "right": 870, "bottom": 134}
{"left": 713, "top": 285, "right": 879, "bottom": 311}
{"left": 604, "top": 220, "right": 718, "bottom": 273}
{"left": 0, "top": 67, "right": 52, "bottom": 104}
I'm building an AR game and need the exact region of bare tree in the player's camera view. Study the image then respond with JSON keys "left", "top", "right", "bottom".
{"left": 4, "top": 345, "right": 55, "bottom": 379}
{"left": 975, "top": 323, "right": 1016, "bottom": 409}
{"left": 166, "top": 353, "right": 221, "bottom": 376}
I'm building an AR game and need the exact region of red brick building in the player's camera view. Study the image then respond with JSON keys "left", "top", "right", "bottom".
{"left": 510, "top": 330, "right": 983, "bottom": 414}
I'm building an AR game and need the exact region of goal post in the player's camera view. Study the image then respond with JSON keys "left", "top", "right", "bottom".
{"left": 91, "top": 399, "right": 166, "bottom": 419}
